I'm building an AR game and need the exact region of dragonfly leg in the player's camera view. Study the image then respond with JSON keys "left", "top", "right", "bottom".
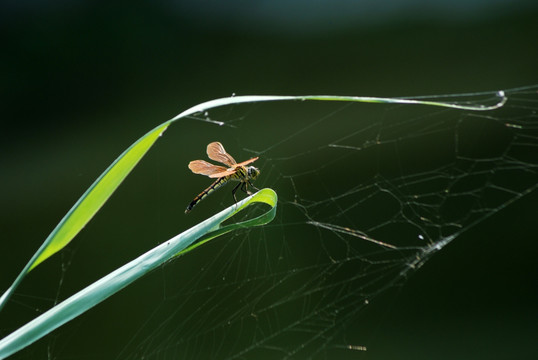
{"left": 232, "top": 182, "right": 241, "bottom": 203}
{"left": 241, "top": 181, "right": 249, "bottom": 195}
{"left": 248, "top": 180, "right": 259, "bottom": 192}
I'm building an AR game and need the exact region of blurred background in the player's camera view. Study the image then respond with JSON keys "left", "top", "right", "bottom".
{"left": 1, "top": 1, "right": 537, "bottom": 359}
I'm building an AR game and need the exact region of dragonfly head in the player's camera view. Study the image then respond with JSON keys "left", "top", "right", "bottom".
{"left": 247, "top": 166, "right": 260, "bottom": 180}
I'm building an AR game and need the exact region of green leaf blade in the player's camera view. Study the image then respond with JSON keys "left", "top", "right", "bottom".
{"left": 1, "top": 90, "right": 507, "bottom": 312}
{"left": 30, "top": 122, "right": 171, "bottom": 270}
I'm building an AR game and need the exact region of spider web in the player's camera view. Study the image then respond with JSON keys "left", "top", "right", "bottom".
{"left": 6, "top": 85, "right": 538, "bottom": 359}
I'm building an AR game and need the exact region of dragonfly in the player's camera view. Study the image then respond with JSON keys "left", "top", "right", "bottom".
{"left": 185, "top": 142, "right": 260, "bottom": 213}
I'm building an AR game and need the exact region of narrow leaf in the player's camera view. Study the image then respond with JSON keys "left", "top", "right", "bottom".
{"left": 1, "top": 90, "right": 506, "bottom": 311}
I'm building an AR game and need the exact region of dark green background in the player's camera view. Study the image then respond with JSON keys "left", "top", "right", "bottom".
{"left": 1, "top": 1, "right": 537, "bottom": 359}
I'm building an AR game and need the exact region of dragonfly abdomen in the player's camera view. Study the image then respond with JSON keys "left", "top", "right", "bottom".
{"left": 185, "top": 175, "right": 232, "bottom": 213}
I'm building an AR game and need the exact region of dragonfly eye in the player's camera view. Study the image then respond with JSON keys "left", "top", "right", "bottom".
{"left": 247, "top": 166, "right": 260, "bottom": 179}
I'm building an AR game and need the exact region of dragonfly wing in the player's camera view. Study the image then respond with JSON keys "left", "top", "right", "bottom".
{"left": 236, "top": 157, "right": 258, "bottom": 167}
{"left": 188, "top": 160, "right": 228, "bottom": 176}
{"left": 208, "top": 169, "right": 236, "bottom": 178}
{"left": 207, "top": 142, "right": 237, "bottom": 166}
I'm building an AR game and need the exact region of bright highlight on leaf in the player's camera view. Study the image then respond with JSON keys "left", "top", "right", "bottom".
{"left": 31, "top": 122, "right": 171, "bottom": 270}
{"left": 0, "top": 122, "right": 172, "bottom": 312}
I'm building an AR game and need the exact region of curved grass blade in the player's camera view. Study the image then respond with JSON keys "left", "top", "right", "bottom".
{"left": 0, "top": 189, "right": 277, "bottom": 360}
{"left": 0, "top": 89, "right": 507, "bottom": 312}
{"left": 31, "top": 122, "right": 172, "bottom": 270}
{"left": 0, "top": 122, "right": 172, "bottom": 311}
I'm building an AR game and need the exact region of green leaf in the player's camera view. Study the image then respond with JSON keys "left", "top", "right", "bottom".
{"left": 0, "top": 122, "right": 172, "bottom": 311}
{"left": 0, "top": 189, "right": 277, "bottom": 360}
{"left": 0, "top": 91, "right": 506, "bottom": 311}
{"left": 32, "top": 122, "right": 171, "bottom": 270}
